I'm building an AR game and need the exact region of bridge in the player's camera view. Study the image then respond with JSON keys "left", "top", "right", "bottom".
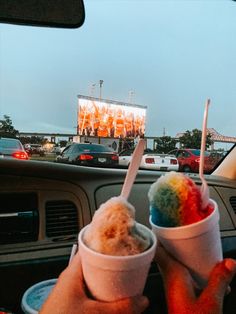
{"left": 19, "top": 132, "right": 76, "bottom": 137}
{"left": 175, "top": 128, "right": 236, "bottom": 150}
{"left": 18, "top": 132, "right": 76, "bottom": 143}
{"left": 207, "top": 128, "right": 236, "bottom": 144}
{"left": 18, "top": 128, "right": 236, "bottom": 150}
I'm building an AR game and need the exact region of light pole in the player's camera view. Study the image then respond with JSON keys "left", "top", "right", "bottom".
{"left": 89, "top": 83, "right": 96, "bottom": 97}
{"left": 128, "top": 90, "right": 135, "bottom": 104}
{"left": 99, "top": 80, "right": 104, "bottom": 101}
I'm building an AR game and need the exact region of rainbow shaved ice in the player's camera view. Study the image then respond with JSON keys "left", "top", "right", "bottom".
{"left": 148, "top": 171, "right": 214, "bottom": 227}
{"left": 83, "top": 196, "right": 151, "bottom": 256}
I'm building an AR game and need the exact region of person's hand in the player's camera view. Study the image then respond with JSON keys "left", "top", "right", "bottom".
{"left": 40, "top": 250, "right": 149, "bottom": 314}
{"left": 155, "top": 244, "right": 236, "bottom": 314}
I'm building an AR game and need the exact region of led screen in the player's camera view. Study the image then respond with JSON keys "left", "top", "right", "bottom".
{"left": 77, "top": 97, "right": 146, "bottom": 138}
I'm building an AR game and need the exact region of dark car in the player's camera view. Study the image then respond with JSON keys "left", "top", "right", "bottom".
{"left": 168, "top": 148, "right": 212, "bottom": 173}
{"left": 0, "top": 137, "right": 28, "bottom": 160}
{"left": 24, "top": 144, "right": 45, "bottom": 156}
{"left": 56, "top": 143, "right": 119, "bottom": 167}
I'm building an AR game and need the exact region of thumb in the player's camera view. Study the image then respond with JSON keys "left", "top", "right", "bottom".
{"left": 199, "top": 259, "right": 236, "bottom": 311}
{"left": 58, "top": 250, "right": 86, "bottom": 297}
{"left": 96, "top": 295, "right": 149, "bottom": 314}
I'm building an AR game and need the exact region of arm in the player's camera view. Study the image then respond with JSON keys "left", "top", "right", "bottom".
{"left": 40, "top": 251, "right": 149, "bottom": 314}
{"left": 155, "top": 244, "right": 236, "bottom": 314}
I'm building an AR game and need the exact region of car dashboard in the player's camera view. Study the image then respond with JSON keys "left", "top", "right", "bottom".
{"left": 0, "top": 159, "right": 236, "bottom": 313}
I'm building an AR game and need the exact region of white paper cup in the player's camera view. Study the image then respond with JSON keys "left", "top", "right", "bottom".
{"left": 78, "top": 223, "right": 157, "bottom": 301}
{"left": 150, "top": 199, "right": 222, "bottom": 288}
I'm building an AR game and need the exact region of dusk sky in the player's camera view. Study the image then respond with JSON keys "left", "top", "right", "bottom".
{"left": 0, "top": 0, "right": 236, "bottom": 147}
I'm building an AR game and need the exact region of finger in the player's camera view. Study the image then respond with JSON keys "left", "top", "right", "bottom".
{"left": 40, "top": 253, "right": 86, "bottom": 313}
{"left": 94, "top": 295, "right": 149, "bottom": 314}
{"left": 199, "top": 258, "right": 236, "bottom": 309}
{"left": 58, "top": 250, "right": 87, "bottom": 297}
{"left": 155, "top": 244, "right": 195, "bottom": 293}
{"left": 155, "top": 244, "right": 196, "bottom": 312}
{"left": 155, "top": 242, "right": 189, "bottom": 275}
{"left": 155, "top": 242, "right": 176, "bottom": 272}
{"left": 61, "top": 250, "right": 83, "bottom": 279}
{"left": 114, "top": 296, "right": 149, "bottom": 314}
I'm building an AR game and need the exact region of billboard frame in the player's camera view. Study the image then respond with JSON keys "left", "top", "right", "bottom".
{"left": 77, "top": 94, "right": 147, "bottom": 110}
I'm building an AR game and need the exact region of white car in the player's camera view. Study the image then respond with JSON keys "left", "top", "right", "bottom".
{"left": 52, "top": 146, "right": 67, "bottom": 155}
{"left": 119, "top": 149, "right": 179, "bottom": 171}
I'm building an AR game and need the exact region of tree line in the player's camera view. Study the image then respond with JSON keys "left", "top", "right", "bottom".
{"left": 154, "top": 129, "right": 212, "bottom": 153}
{"left": 0, "top": 115, "right": 46, "bottom": 145}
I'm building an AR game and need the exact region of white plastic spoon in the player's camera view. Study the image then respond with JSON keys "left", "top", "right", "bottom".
{"left": 120, "top": 139, "right": 145, "bottom": 199}
{"left": 120, "top": 139, "right": 147, "bottom": 242}
{"left": 199, "top": 98, "right": 210, "bottom": 209}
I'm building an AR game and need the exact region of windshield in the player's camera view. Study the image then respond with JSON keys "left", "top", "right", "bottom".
{"left": 77, "top": 144, "right": 112, "bottom": 153}
{"left": 0, "top": 139, "right": 21, "bottom": 149}
{"left": 0, "top": 1, "right": 235, "bottom": 173}
{"left": 191, "top": 150, "right": 210, "bottom": 157}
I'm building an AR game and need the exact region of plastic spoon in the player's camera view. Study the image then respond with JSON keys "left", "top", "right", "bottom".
{"left": 69, "top": 243, "right": 78, "bottom": 264}
{"left": 199, "top": 98, "right": 210, "bottom": 209}
{"left": 120, "top": 139, "right": 145, "bottom": 199}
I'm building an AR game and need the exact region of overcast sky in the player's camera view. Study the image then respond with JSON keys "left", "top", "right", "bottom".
{"left": 0, "top": 0, "right": 236, "bottom": 144}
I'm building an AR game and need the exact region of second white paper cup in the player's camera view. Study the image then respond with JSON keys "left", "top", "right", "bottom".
{"left": 150, "top": 199, "right": 222, "bottom": 288}
{"left": 78, "top": 223, "right": 157, "bottom": 301}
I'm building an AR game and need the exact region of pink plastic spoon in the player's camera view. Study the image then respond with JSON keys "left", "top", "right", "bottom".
{"left": 199, "top": 99, "right": 210, "bottom": 209}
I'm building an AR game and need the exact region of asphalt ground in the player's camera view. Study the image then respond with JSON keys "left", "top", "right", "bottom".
{"left": 29, "top": 153, "right": 56, "bottom": 162}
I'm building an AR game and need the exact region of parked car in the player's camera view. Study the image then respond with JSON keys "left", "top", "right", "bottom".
{"left": 119, "top": 149, "right": 179, "bottom": 171}
{"left": 168, "top": 148, "right": 212, "bottom": 173}
{"left": 118, "top": 148, "right": 153, "bottom": 167}
{"left": 52, "top": 146, "right": 67, "bottom": 155}
{"left": 24, "top": 144, "right": 45, "bottom": 156}
{"left": 56, "top": 143, "right": 119, "bottom": 167}
{"left": 0, "top": 137, "right": 28, "bottom": 160}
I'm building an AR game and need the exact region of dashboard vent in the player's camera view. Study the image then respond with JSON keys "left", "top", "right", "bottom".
{"left": 229, "top": 196, "right": 236, "bottom": 214}
{"left": 0, "top": 192, "right": 39, "bottom": 244}
{"left": 46, "top": 200, "right": 79, "bottom": 237}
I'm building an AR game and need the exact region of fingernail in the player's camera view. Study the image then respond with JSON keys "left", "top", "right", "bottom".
{"left": 224, "top": 259, "right": 236, "bottom": 272}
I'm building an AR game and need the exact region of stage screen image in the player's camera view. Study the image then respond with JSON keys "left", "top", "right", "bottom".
{"left": 77, "top": 96, "right": 147, "bottom": 138}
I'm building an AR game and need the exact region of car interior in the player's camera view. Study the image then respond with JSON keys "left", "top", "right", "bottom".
{"left": 1, "top": 144, "right": 236, "bottom": 313}
{"left": 0, "top": 1, "right": 236, "bottom": 314}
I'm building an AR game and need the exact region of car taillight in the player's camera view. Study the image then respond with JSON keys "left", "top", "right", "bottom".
{"left": 170, "top": 159, "right": 177, "bottom": 165}
{"left": 78, "top": 154, "right": 93, "bottom": 160}
{"left": 0, "top": 309, "right": 13, "bottom": 314}
{"left": 11, "top": 151, "right": 28, "bottom": 160}
{"left": 111, "top": 155, "right": 118, "bottom": 160}
{"left": 145, "top": 158, "right": 155, "bottom": 164}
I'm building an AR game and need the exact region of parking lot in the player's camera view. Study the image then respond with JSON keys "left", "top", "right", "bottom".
{"left": 29, "top": 153, "right": 56, "bottom": 162}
